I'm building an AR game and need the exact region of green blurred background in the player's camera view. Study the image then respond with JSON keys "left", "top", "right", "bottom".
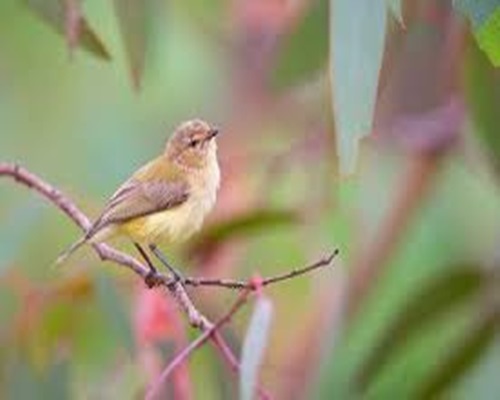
{"left": 1, "top": 0, "right": 500, "bottom": 399}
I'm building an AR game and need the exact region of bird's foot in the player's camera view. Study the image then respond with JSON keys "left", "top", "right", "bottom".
{"left": 144, "top": 270, "right": 164, "bottom": 288}
{"left": 148, "top": 243, "right": 185, "bottom": 284}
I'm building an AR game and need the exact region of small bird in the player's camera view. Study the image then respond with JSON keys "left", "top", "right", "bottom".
{"left": 57, "top": 119, "right": 220, "bottom": 284}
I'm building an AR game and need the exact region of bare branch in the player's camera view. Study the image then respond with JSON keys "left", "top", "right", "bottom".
{"left": 146, "top": 288, "right": 252, "bottom": 400}
{"left": 183, "top": 250, "right": 339, "bottom": 289}
{"left": 1, "top": 162, "right": 335, "bottom": 400}
{"left": 209, "top": 331, "right": 272, "bottom": 400}
{"left": 0, "top": 162, "right": 208, "bottom": 328}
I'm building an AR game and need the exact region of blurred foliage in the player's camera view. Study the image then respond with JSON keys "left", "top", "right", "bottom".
{"left": 240, "top": 295, "right": 273, "bottom": 400}
{"left": 465, "top": 36, "right": 500, "bottom": 176}
{"left": 112, "top": 0, "right": 153, "bottom": 88}
{"left": 454, "top": 0, "right": 500, "bottom": 66}
{"left": 5, "top": 358, "right": 69, "bottom": 400}
{"left": 271, "top": 0, "right": 328, "bottom": 89}
{"left": 418, "top": 307, "right": 499, "bottom": 398}
{"left": 386, "top": 0, "right": 403, "bottom": 23}
{"left": 1, "top": 0, "right": 500, "bottom": 399}
{"left": 330, "top": 0, "right": 389, "bottom": 175}
{"left": 25, "top": 0, "right": 111, "bottom": 60}
{"left": 188, "top": 209, "right": 298, "bottom": 256}
{"left": 356, "top": 265, "right": 486, "bottom": 391}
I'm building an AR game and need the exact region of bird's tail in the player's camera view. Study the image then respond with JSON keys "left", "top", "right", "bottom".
{"left": 54, "top": 236, "right": 88, "bottom": 267}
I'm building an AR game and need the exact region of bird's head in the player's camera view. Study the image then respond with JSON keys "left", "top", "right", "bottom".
{"left": 164, "top": 119, "right": 219, "bottom": 169}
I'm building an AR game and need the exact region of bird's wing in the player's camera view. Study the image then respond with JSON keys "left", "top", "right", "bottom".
{"left": 87, "top": 178, "right": 189, "bottom": 238}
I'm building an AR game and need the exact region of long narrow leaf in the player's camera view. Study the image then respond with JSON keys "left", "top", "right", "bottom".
{"left": 25, "top": 0, "right": 110, "bottom": 60}
{"left": 113, "top": 0, "right": 152, "bottom": 89}
{"left": 240, "top": 296, "right": 273, "bottom": 400}
{"left": 418, "top": 308, "right": 499, "bottom": 397}
{"left": 356, "top": 266, "right": 484, "bottom": 390}
{"left": 330, "top": 0, "right": 388, "bottom": 175}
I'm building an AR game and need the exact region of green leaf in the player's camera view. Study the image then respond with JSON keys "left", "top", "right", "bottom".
{"left": 356, "top": 266, "right": 485, "bottom": 391}
{"left": 113, "top": 0, "right": 154, "bottom": 89}
{"left": 476, "top": 9, "right": 500, "bottom": 66}
{"left": 453, "top": 0, "right": 499, "bottom": 28}
{"left": 330, "top": 0, "right": 388, "bottom": 175}
{"left": 25, "top": 0, "right": 111, "bottom": 60}
{"left": 239, "top": 296, "right": 273, "bottom": 400}
{"left": 187, "top": 209, "right": 298, "bottom": 254}
{"left": 464, "top": 37, "right": 500, "bottom": 175}
{"left": 418, "top": 309, "right": 499, "bottom": 398}
{"left": 271, "top": 0, "right": 328, "bottom": 89}
{"left": 94, "top": 273, "right": 135, "bottom": 355}
{"left": 454, "top": 0, "right": 500, "bottom": 66}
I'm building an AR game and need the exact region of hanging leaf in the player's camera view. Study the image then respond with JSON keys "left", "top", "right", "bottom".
{"left": 454, "top": 0, "right": 500, "bottom": 66}
{"left": 113, "top": 0, "right": 154, "bottom": 89}
{"left": 330, "top": 0, "right": 388, "bottom": 175}
{"left": 271, "top": 0, "right": 328, "bottom": 89}
{"left": 25, "top": 0, "right": 111, "bottom": 60}
{"left": 356, "top": 266, "right": 485, "bottom": 391}
{"left": 239, "top": 296, "right": 273, "bottom": 400}
{"left": 417, "top": 309, "right": 499, "bottom": 398}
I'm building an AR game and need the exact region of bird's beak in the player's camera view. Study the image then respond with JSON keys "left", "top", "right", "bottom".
{"left": 207, "top": 128, "right": 219, "bottom": 140}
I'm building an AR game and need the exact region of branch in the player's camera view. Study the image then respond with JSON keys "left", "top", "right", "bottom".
{"left": 0, "top": 162, "right": 336, "bottom": 399}
{"left": 183, "top": 250, "right": 339, "bottom": 289}
{"left": 146, "top": 288, "right": 252, "bottom": 400}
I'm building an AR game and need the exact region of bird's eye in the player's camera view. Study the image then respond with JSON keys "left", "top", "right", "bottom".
{"left": 189, "top": 139, "right": 199, "bottom": 148}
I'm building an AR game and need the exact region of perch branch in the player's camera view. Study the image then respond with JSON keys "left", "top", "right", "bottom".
{"left": 182, "top": 249, "right": 339, "bottom": 289}
{"left": 0, "top": 162, "right": 337, "bottom": 399}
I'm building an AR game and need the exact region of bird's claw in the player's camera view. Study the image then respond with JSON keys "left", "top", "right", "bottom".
{"left": 144, "top": 270, "right": 162, "bottom": 288}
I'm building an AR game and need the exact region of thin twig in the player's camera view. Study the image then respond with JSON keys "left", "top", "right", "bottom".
{"left": 146, "top": 289, "right": 252, "bottom": 400}
{"left": 0, "top": 162, "right": 334, "bottom": 400}
{"left": 209, "top": 331, "right": 272, "bottom": 400}
{"left": 183, "top": 250, "right": 339, "bottom": 289}
{"left": 0, "top": 163, "right": 205, "bottom": 319}
{"left": 1, "top": 162, "right": 275, "bottom": 397}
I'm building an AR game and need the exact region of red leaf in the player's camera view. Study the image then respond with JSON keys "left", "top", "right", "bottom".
{"left": 134, "top": 287, "right": 182, "bottom": 345}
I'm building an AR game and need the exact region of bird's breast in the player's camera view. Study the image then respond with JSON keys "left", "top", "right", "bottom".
{"left": 123, "top": 157, "right": 220, "bottom": 244}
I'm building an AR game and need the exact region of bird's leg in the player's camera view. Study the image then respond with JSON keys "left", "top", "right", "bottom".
{"left": 148, "top": 243, "right": 184, "bottom": 283}
{"left": 133, "top": 242, "right": 161, "bottom": 288}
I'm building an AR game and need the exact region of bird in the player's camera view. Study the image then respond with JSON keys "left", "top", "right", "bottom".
{"left": 56, "top": 119, "right": 221, "bottom": 285}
